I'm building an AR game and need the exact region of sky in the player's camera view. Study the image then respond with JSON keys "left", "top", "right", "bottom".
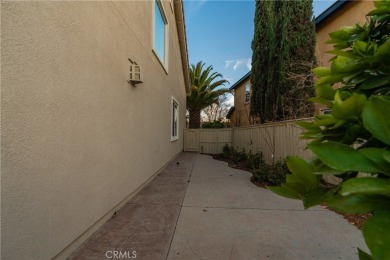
{"left": 183, "top": 0, "right": 338, "bottom": 104}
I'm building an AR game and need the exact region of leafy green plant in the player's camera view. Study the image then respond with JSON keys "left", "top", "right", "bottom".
{"left": 268, "top": 160, "right": 289, "bottom": 186}
{"left": 232, "top": 148, "right": 248, "bottom": 163}
{"left": 221, "top": 144, "right": 232, "bottom": 159}
{"left": 273, "top": 159, "right": 291, "bottom": 183}
{"left": 268, "top": 1, "right": 390, "bottom": 259}
{"left": 246, "top": 152, "right": 265, "bottom": 169}
{"left": 202, "top": 121, "right": 227, "bottom": 128}
{"left": 252, "top": 159, "right": 290, "bottom": 186}
{"left": 252, "top": 165, "right": 271, "bottom": 183}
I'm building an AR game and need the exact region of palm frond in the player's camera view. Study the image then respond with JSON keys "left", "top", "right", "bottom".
{"left": 187, "top": 61, "right": 230, "bottom": 112}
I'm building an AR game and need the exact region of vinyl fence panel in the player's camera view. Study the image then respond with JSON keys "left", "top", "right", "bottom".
{"left": 232, "top": 120, "right": 313, "bottom": 164}
{"left": 184, "top": 128, "right": 233, "bottom": 154}
{"left": 183, "top": 119, "right": 340, "bottom": 183}
{"left": 184, "top": 119, "right": 313, "bottom": 164}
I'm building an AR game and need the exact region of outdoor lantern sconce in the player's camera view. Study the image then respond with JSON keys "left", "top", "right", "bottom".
{"left": 128, "top": 58, "right": 143, "bottom": 86}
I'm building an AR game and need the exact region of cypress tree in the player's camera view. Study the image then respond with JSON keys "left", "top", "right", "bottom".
{"left": 251, "top": 0, "right": 275, "bottom": 122}
{"left": 281, "top": 0, "right": 316, "bottom": 119}
{"left": 251, "top": 0, "right": 316, "bottom": 123}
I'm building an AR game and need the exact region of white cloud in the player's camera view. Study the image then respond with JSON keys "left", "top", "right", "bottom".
{"left": 225, "top": 60, "right": 234, "bottom": 68}
{"left": 233, "top": 60, "right": 244, "bottom": 70}
{"left": 186, "top": 0, "right": 207, "bottom": 17}
{"left": 225, "top": 57, "right": 252, "bottom": 71}
{"left": 246, "top": 58, "right": 252, "bottom": 70}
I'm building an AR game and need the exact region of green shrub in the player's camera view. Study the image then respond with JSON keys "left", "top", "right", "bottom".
{"left": 268, "top": 2, "right": 390, "bottom": 259}
{"left": 232, "top": 148, "right": 247, "bottom": 163}
{"left": 221, "top": 144, "right": 232, "bottom": 159}
{"left": 252, "top": 159, "right": 289, "bottom": 186}
{"left": 271, "top": 160, "right": 290, "bottom": 185}
{"left": 252, "top": 165, "right": 270, "bottom": 183}
{"left": 202, "top": 121, "right": 226, "bottom": 128}
{"left": 247, "top": 152, "right": 264, "bottom": 169}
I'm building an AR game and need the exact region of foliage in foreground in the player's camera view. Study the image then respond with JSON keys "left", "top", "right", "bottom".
{"left": 268, "top": 1, "right": 390, "bottom": 259}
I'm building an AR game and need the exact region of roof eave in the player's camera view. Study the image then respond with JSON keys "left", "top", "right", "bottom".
{"left": 229, "top": 71, "right": 251, "bottom": 90}
{"left": 315, "top": 0, "right": 349, "bottom": 26}
{"left": 174, "top": 0, "right": 191, "bottom": 96}
{"left": 226, "top": 106, "right": 235, "bottom": 119}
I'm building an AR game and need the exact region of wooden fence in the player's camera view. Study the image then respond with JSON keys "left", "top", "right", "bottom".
{"left": 183, "top": 119, "right": 343, "bottom": 184}
{"left": 183, "top": 128, "right": 233, "bottom": 154}
{"left": 184, "top": 119, "right": 312, "bottom": 164}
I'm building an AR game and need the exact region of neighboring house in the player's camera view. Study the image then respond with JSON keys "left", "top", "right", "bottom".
{"left": 315, "top": 0, "right": 375, "bottom": 114}
{"left": 227, "top": 0, "right": 374, "bottom": 126}
{"left": 315, "top": 0, "right": 374, "bottom": 68}
{"left": 226, "top": 71, "right": 252, "bottom": 127}
{"left": 2, "top": 1, "right": 190, "bottom": 259}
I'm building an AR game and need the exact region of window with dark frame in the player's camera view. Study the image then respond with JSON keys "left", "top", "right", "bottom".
{"left": 245, "top": 83, "right": 251, "bottom": 103}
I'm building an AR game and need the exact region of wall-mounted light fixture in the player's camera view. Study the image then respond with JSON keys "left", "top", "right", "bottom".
{"left": 128, "top": 58, "right": 143, "bottom": 86}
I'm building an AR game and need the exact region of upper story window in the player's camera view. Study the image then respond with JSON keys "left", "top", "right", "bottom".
{"left": 245, "top": 83, "right": 251, "bottom": 103}
{"left": 171, "top": 97, "right": 179, "bottom": 141}
{"left": 154, "top": 0, "right": 168, "bottom": 67}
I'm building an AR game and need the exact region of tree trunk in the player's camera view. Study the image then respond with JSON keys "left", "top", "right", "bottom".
{"left": 189, "top": 109, "right": 201, "bottom": 129}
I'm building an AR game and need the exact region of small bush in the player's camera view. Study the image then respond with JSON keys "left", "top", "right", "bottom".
{"left": 232, "top": 148, "right": 247, "bottom": 163}
{"left": 247, "top": 152, "right": 264, "bottom": 169}
{"left": 202, "top": 121, "right": 226, "bottom": 128}
{"left": 269, "top": 160, "right": 290, "bottom": 186}
{"left": 221, "top": 144, "right": 232, "bottom": 159}
{"left": 274, "top": 159, "right": 290, "bottom": 176}
{"left": 252, "top": 165, "right": 270, "bottom": 183}
{"left": 252, "top": 159, "right": 290, "bottom": 186}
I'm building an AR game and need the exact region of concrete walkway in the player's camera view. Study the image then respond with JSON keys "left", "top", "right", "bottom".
{"left": 70, "top": 152, "right": 367, "bottom": 260}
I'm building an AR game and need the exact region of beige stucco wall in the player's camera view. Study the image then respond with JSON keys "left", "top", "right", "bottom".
{"left": 1, "top": 1, "right": 187, "bottom": 259}
{"left": 314, "top": 0, "right": 374, "bottom": 114}
{"left": 230, "top": 78, "right": 251, "bottom": 127}
{"left": 316, "top": 1, "right": 374, "bottom": 67}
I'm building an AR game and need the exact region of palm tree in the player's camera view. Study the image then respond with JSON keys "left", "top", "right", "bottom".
{"left": 187, "top": 61, "right": 230, "bottom": 128}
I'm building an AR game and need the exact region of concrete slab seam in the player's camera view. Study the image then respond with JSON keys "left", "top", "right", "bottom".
{"left": 165, "top": 153, "right": 198, "bottom": 259}
{"left": 181, "top": 205, "right": 326, "bottom": 211}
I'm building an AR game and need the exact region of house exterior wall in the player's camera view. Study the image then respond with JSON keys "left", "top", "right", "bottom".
{"left": 314, "top": 0, "right": 374, "bottom": 114}
{"left": 316, "top": 0, "right": 374, "bottom": 68}
{"left": 230, "top": 78, "right": 251, "bottom": 127}
{"left": 1, "top": 1, "right": 187, "bottom": 259}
